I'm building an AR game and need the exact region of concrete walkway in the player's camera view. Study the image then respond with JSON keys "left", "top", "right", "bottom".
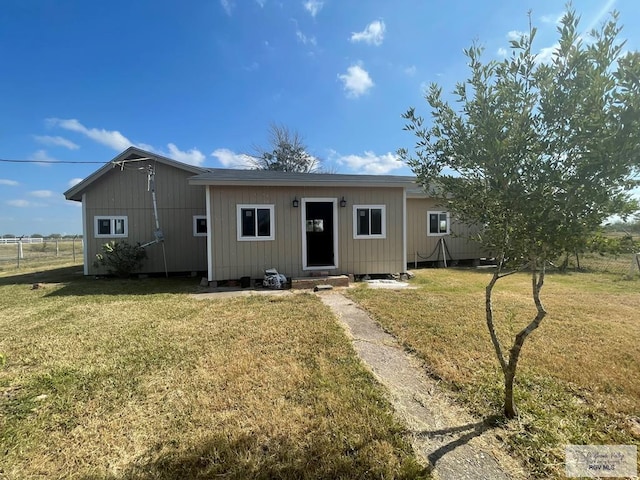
{"left": 320, "top": 292, "right": 527, "bottom": 480}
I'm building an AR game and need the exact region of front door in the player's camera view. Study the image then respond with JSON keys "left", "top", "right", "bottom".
{"left": 303, "top": 199, "right": 337, "bottom": 269}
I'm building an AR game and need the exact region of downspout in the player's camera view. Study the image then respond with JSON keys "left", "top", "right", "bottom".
{"left": 82, "top": 193, "right": 89, "bottom": 275}
{"left": 402, "top": 187, "right": 407, "bottom": 273}
{"left": 206, "top": 186, "right": 214, "bottom": 283}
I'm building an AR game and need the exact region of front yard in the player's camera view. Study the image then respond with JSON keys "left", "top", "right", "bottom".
{"left": 347, "top": 268, "right": 640, "bottom": 479}
{"left": 0, "top": 268, "right": 426, "bottom": 479}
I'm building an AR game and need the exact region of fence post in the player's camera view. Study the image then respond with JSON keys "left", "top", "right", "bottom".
{"left": 17, "top": 238, "right": 24, "bottom": 268}
{"left": 72, "top": 236, "right": 76, "bottom": 262}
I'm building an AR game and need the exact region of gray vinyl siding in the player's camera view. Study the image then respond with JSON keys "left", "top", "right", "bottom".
{"left": 83, "top": 161, "right": 207, "bottom": 275}
{"left": 406, "top": 197, "right": 487, "bottom": 265}
{"left": 208, "top": 185, "right": 405, "bottom": 280}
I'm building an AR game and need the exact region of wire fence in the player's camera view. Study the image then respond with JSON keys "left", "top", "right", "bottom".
{"left": 0, "top": 238, "right": 84, "bottom": 271}
{"left": 559, "top": 251, "right": 640, "bottom": 277}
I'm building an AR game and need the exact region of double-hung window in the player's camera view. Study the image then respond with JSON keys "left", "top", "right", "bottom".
{"left": 237, "top": 205, "right": 275, "bottom": 241}
{"left": 428, "top": 211, "right": 450, "bottom": 236}
{"left": 94, "top": 216, "right": 128, "bottom": 238}
{"left": 353, "top": 205, "right": 386, "bottom": 239}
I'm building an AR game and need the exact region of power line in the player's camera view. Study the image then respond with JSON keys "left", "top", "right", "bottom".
{"left": 0, "top": 158, "right": 106, "bottom": 164}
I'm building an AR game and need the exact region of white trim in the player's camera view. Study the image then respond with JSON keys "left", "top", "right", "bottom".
{"left": 402, "top": 188, "right": 407, "bottom": 271}
{"left": 352, "top": 205, "right": 387, "bottom": 239}
{"left": 82, "top": 193, "right": 88, "bottom": 275}
{"left": 427, "top": 211, "right": 450, "bottom": 236}
{"left": 206, "top": 187, "right": 214, "bottom": 282}
{"left": 236, "top": 204, "right": 275, "bottom": 241}
{"left": 301, "top": 197, "right": 338, "bottom": 271}
{"left": 94, "top": 215, "right": 128, "bottom": 238}
{"left": 193, "top": 215, "right": 207, "bottom": 237}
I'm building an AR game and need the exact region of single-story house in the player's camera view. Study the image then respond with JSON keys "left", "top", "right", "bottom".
{"left": 64, "top": 147, "right": 486, "bottom": 283}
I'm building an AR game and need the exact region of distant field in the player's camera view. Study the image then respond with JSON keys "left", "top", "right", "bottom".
{"left": 347, "top": 268, "right": 640, "bottom": 479}
{"left": 0, "top": 267, "right": 426, "bottom": 479}
{"left": 0, "top": 239, "right": 83, "bottom": 272}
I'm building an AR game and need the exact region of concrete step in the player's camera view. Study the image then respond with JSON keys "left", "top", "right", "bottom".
{"left": 291, "top": 275, "right": 350, "bottom": 289}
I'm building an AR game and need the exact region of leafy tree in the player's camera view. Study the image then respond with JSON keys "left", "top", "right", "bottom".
{"left": 399, "top": 8, "right": 639, "bottom": 418}
{"left": 250, "top": 123, "right": 321, "bottom": 172}
{"left": 93, "top": 240, "right": 147, "bottom": 278}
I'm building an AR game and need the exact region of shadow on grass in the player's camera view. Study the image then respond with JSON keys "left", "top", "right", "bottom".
{"left": 0, "top": 265, "right": 203, "bottom": 296}
{"left": 416, "top": 415, "right": 502, "bottom": 468}
{"left": 90, "top": 432, "right": 428, "bottom": 480}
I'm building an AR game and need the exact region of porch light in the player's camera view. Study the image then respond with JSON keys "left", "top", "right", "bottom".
{"left": 292, "top": 197, "right": 299, "bottom": 208}
{"left": 340, "top": 197, "right": 347, "bottom": 208}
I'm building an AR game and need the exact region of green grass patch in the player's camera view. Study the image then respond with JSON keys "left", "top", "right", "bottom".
{"left": 0, "top": 270, "right": 427, "bottom": 479}
{"left": 347, "top": 268, "right": 640, "bottom": 479}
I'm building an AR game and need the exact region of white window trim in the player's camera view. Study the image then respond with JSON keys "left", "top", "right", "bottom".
{"left": 236, "top": 204, "right": 275, "bottom": 241}
{"left": 193, "top": 215, "right": 207, "bottom": 237}
{"left": 94, "top": 216, "right": 128, "bottom": 238}
{"left": 427, "top": 211, "right": 450, "bottom": 236}
{"left": 353, "top": 205, "right": 386, "bottom": 239}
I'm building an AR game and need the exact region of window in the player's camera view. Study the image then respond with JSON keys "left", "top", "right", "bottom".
{"left": 428, "top": 211, "right": 450, "bottom": 236}
{"left": 193, "top": 215, "right": 207, "bottom": 237}
{"left": 353, "top": 205, "right": 386, "bottom": 239}
{"left": 237, "top": 205, "right": 275, "bottom": 241}
{"left": 94, "top": 216, "right": 128, "bottom": 238}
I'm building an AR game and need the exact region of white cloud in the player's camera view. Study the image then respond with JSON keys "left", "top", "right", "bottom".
{"left": 0, "top": 179, "right": 19, "bottom": 186}
{"left": 68, "top": 178, "right": 84, "bottom": 188}
{"left": 404, "top": 65, "right": 417, "bottom": 76}
{"left": 507, "top": 30, "right": 526, "bottom": 41}
{"left": 8, "top": 199, "right": 48, "bottom": 208}
{"left": 296, "top": 29, "right": 317, "bottom": 46}
{"left": 7, "top": 199, "right": 30, "bottom": 208}
{"left": 540, "top": 12, "right": 563, "bottom": 25}
{"left": 337, "top": 64, "right": 374, "bottom": 98}
{"left": 211, "top": 148, "right": 254, "bottom": 169}
{"left": 537, "top": 43, "right": 559, "bottom": 64}
{"left": 333, "top": 150, "right": 404, "bottom": 174}
{"left": 33, "top": 135, "right": 79, "bottom": 150}
{"left": 303, "top": 0, "right": 323, "bottom": 17}
{"left": 497, "top": 47, "right": 508, "bottom": 57}
{"left": 350, "top": 20, "right": 386, "bottom": 46}
{"left": 29, "top": 149, "right": 57, "bottom": 166}
{"left": 221, "top": 0, "right": 233, "bottom": 15}
{"left": 46, "top": 118, "right": 132, "bottom": 151}
{"left": 256, "top": 0, "right": 266, "bottom": 6}
{"left": 30, "top": 190, "right": 54, "bottom": 198}
{"left": 163, "top": 143, "right": 206, "bottom": 166}
{"left": 46, "top": 118, "right": 204, "bottom": 166}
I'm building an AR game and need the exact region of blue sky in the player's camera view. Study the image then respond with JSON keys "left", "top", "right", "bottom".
{"left": 1, "top": 0, "right": 638, "bottom": 236}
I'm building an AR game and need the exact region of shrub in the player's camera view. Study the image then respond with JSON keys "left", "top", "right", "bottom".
{"left": 93, "top": 240, "right": 147, "bottom": 278}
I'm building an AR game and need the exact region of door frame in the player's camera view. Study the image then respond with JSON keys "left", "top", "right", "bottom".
{"left": 301, "top": 197, "right": 338, "bottom": 271}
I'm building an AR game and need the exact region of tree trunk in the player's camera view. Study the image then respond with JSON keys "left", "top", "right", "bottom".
{"left": 504, "top": 367, "right": 517, "bottom": 418}
{"left": 485, "top": 257, "right": 548, "bottom": 420}
{"left": 502, "top": 261, "right": 547, "bottom": 419}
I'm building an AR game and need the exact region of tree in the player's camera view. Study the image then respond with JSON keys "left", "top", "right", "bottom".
{"left": 250, "top": 123, "right": 321, "bottom": 172}
{"left": 399, "top": 8, "right": 640, "bottom": 418}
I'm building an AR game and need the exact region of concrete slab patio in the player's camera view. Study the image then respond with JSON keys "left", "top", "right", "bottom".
{"left": 320, "top": 292, "right": 528, "bottom": 480}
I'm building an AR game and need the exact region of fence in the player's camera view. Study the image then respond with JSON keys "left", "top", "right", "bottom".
{"left": 562, "top": 251, "right": 640, "bottom": 277}
{"left": 0, "top": 238, "right": 84, "bottom": 271}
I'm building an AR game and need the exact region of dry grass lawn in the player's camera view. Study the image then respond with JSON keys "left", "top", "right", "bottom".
{"left": 347, "top": 268, "right": 640, "bottom": 479}
{"left": 0, "top": 267, "right": 427, "bottom": 479}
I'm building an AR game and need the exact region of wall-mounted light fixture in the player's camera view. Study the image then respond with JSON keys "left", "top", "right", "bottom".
{"left": 292, "top": 197, "right": 299, "bottom": 208}
{"left": 340, "top": 196, "right": 347, "bottom": 208}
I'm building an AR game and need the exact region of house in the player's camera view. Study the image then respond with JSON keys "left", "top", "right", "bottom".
{"left": 64, "top": 147, "right": 486, "bottom": 282}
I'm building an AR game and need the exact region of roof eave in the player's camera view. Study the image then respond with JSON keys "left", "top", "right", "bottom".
{"left": 63, "top": 146, "right": 209, "bottom": 201}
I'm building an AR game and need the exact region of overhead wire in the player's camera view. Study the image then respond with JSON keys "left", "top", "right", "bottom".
{"left": 0, "top": 158, "right": 107, "bottom": 164}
